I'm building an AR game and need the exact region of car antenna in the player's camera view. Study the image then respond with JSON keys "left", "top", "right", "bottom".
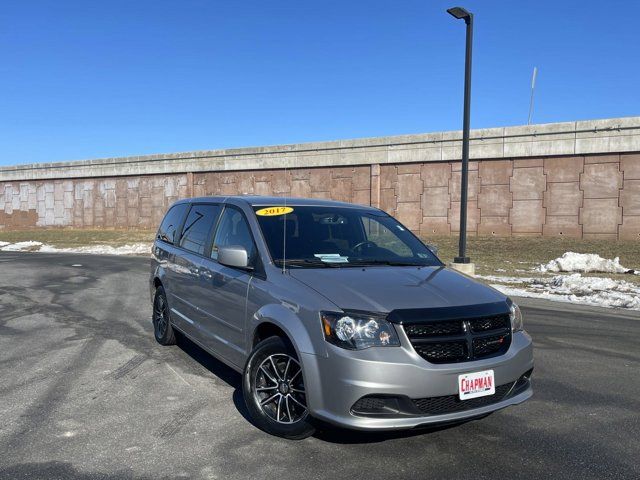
{"left": 282, "top": 164, "right": 288, "bottom": 274}
{"left": 527, "top": 66, "right": 538, "bottom": 125}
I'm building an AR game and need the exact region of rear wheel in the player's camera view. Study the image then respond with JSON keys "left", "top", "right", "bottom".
{"left": 152, "top": 286, "right": 176, "bottom": 345}
{"left": 243, "top": 336, "right": 315, "bottom": 439}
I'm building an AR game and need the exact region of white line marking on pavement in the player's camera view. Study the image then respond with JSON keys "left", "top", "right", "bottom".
{"left": 166, "top": 363, "right": 191, "bottom": 387}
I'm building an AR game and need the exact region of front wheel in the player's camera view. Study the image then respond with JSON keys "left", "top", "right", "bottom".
{"left": 243, "top": 336, "right": 315, "bottom": 439}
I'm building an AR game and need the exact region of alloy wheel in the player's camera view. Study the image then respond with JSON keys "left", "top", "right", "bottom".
{"left": 153, "top": 293, "right": 168, "bottom": 337}
{"left": 253, "top": 354, "right": 307, "bottom": 424}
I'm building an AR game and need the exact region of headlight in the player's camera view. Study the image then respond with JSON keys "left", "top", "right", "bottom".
{"left": 321, "top": 312, "right": 400, "bottom": 350}
{"left": 510, "top": 302, "right": 523, "bottom": 332}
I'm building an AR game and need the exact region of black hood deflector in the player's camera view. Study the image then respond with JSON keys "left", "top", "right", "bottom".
{"left": 386, "top": 300, "right": 511, "bottom": 324}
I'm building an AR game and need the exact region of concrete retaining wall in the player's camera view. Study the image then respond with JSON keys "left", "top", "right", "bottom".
{"left": 1, "top": 117, "right": 640, "bottom": 239}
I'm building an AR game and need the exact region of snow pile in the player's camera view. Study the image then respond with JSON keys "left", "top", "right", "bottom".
{"left": 0, "top": 241, "right": 150, "bottom": 256}
{"left": 477, "top": 275, "right": 536, "bottom": 284}
{"left": 537, "top": 252, "right": 636, "bottom": 274}
{"left": 0, "top": 241, "right": 44, "bottom": 252}
{"left": 489, "top": 273, "right": 640, "bottom": 310}
{"left": 486, "top": 251, "right": 640, "bottom": 309}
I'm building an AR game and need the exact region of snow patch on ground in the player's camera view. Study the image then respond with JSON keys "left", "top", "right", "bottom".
{"left": 488, "top": 273, "right": 640, "bottom": 311}
{"left": 0, "top": 241, "right": 150, "bottom": 256}
{"left": 481, "top": 251, "right": 640, "bottom": 310}
{"left": 537, "top": 252, "right": 636, "bottom": 275}
{"left": 477, "top": 275, "right": 536, "bottom": 284}
{"left": 0, "top": 241, "right": 44, "bottom": 251}
{"left": 39, "top": 243, "right": 150, "bottom": 255}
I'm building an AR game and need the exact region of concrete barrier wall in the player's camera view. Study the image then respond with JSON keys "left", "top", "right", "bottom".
{"left": 1, "top": 117, "right": 640, "bottom": 239}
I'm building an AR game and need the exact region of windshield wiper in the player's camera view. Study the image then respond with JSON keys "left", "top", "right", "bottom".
{"left": 274, "top": 258, "right": 343, "bottom": 268}
{"left": 275, "top": 258, "right": 430, "bottom": 268}
{"left": 345, "top": 259, "right": 428, "bottom": 267}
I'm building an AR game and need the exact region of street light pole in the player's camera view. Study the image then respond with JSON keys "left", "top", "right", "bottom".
{"left": 447, "top": 6, "right": 473, "bottom": 265}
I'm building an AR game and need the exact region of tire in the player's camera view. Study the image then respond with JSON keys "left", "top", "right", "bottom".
{"left": 152, "top": 285, "right": 176, "bottom": 346}
{"left": 243, "top": 336, "right": 315, "bottom": 439}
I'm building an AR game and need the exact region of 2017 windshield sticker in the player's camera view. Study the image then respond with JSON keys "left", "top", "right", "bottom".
{"left": 255, "top": 206, "right": 294, "bottom": 216}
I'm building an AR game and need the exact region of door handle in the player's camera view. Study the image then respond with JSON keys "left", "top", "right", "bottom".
{"left": 200, "top": 269, "right": 213, "bottom": 280}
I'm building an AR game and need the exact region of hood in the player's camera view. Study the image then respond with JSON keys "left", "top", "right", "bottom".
{"left": 289, "top": 266, "right": 507, "bottom": 313}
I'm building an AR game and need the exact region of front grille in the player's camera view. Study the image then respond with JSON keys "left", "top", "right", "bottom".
{"left": 412, "top": 383, "right": 513, "bottom": 415}
{"left": 469, "top": 315, "right": 509, "bottom": 332}
{"left": 414, "top": 341, "right": 466, "bottom": 363}
{"left": 404, "top": 314, "right": 511, "bottom": 364}
{"left": 404, "top": 321, "right": 463, "bottom": 337}
{"left": 473, "top": 334, "right": 508, "bottom": 356}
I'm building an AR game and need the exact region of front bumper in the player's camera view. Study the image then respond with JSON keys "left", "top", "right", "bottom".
{"left": 300, "top": 330, "right": 534, "bottom": 430}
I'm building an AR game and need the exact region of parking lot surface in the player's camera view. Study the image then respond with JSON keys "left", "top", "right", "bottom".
{"left": 0, "top": 252, "right": 639, "bottom": 479}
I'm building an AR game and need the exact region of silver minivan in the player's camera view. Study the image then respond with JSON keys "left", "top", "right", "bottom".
{"left": 150, "top": 196, "right": 533, "bottom": 439}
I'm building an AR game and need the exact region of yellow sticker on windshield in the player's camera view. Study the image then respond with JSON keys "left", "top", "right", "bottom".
{"left": 255, "top": 206, "right": 294, "bottom": 217}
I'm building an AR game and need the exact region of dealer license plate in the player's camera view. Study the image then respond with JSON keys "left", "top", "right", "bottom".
{"left": 458, "top": 370, "right": 495, "bottom": 400}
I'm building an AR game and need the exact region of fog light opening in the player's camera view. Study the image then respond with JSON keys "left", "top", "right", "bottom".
{"left": 350, "top": 396, "right": 402, "bottom": 416}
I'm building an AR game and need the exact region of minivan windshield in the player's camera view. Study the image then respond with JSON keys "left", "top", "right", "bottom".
{"left": 253, "top": 205, "right": 442, "bottom": 268}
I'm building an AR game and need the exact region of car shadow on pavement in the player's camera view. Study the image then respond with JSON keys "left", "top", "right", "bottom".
{"left": 173, "top": 333, "right": 474, "bottom": 444}
{"left": 312, "top": 420, "right": 464, "bottom": 444}
{"left": 174, "top": 333, "right": 255, "bottom": 424}
{"left": 0, "top": 461, "right": 159, "bottom": 480}
{"left": 175, "top": 333, "right": 242, "bottom": 389}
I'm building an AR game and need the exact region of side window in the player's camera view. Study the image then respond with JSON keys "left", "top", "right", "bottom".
{"left": 157, "top": 204, "right": 189, "bottom": 245}
{"left": 211, "top": 207, "right": 257, "bottom": 262}
{"left": 361, "top": 216, "right": 412, "bottom": 257}
{"left": 179, "top": 204, "right": 222, "bottom": 255}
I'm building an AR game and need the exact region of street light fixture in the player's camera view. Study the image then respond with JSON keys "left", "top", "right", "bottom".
{"left": 447, "top": 6, "right": 471, "bottom": 21}
{"left": 447, "top": 6, "right": 473, "bottom": 267}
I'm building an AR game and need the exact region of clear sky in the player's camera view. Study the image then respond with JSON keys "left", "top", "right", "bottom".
{"left": 1, "top": 0, "right": 638, "bottom": 166}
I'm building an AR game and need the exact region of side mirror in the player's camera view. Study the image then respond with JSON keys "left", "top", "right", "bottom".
{"left": 427, "top": 244, "right": 439, "bottom": 256}
{"left": 218, "top": 245, "right": 252, "bottom": 270}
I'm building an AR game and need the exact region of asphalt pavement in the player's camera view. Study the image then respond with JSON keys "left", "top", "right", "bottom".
{"left": 0, "top": 252, "right": 638, "bottom": 480}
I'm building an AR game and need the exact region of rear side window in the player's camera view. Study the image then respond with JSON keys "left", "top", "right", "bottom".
{"left": 157, "top": 204, "right": 189, "bottom": 245}
{"left": 179, "top": 204, "right": 222, "bottom": 255}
